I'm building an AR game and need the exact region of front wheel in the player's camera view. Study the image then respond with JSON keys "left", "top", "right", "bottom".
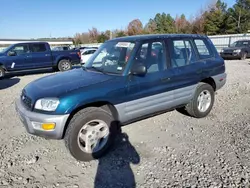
{"left": 241, "top": 52, "right": 247, "bottom": 60}
{"left": 185, "top": 83, "right": 215, "bottom": 118}
{"left": 58, "top": 59, "right": 72, "bottom": 72}
{"left": 0, "top": 67, "right": 5, "bottom": 79}
{"left": 64, "top": 107, "right": 118, "bottom": 161}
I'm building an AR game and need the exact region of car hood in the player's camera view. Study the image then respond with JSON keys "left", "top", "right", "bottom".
{"left": 23, "top": 68, "right": 115, "bottom": 100}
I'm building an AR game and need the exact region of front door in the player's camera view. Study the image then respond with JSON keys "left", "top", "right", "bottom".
{"left": 6, "top": 43, "right": 32, "bottom": 71}
{"left": 125, "top": 39, "right": 176, "bottom": 121}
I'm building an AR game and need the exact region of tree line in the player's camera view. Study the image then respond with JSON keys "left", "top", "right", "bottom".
{"left": 73, "top": 0, "right": 250, "bottom": 45}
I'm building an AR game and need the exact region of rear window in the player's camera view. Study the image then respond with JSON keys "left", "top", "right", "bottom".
{"left": 194, "top": 39, "right": 213, "bottom": 59}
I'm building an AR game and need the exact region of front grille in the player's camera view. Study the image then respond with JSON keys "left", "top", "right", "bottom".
{"left": 21, "top": 91, "right": 32, "bottom": 109}
{"left": 224, "top": 50, "right": 233, "bottom": 53}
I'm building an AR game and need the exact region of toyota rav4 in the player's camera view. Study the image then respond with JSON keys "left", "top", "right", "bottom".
{"left": 15, "top": 34, "right": 227, "bottom": 161}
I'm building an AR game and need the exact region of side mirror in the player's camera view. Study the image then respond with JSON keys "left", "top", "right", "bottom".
{"left": 8, "top": 51, "right": 17, "bottom": 56}
{"left": 130, "top": 63, "right": 147, "bottom": 76}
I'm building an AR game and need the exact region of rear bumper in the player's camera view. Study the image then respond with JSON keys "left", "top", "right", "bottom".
{"left": 71, "top": 59, "right": 81, "bottom": 65}
{"left": 15, "top": 98, "right": 69, "bottom": 139}
{"left": 211, "top": 72, "right": 227, "bottom": 91}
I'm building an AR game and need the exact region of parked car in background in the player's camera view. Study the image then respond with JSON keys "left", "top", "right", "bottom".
{"left": 51, "top": 46, "right": 71, "bottom": 51}
{"left": 0, "top": 42, "right": 81, "bottom": 78}
{"left": 220, "top": 40, "right": 250, "bottom": 60}
{"left": 80, "top": 48, "right": 97, "bottom": 64}
{"left": 15, "top": 34, "right": 226, "bottom": 162}
{"left": 78, "top": 46, "right": 98, "bottom": 52}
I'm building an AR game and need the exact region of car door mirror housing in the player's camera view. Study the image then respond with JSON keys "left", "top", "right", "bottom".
{"left": 8, "top": 51, "right": 17, "bottom": 56}
{"left": 131, "top": 63, "right": 147, "bottom": 76}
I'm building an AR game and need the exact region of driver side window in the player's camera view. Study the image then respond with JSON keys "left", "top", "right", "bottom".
{"left": 10, "top": 44, "right": 29, "bottom": 56}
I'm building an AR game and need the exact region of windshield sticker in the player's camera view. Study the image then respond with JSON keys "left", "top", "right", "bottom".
{"left": 117, "top": 66, "right": 123, "bottom": 71}
{"left": 116, "top": 42, "right": 131, "bottom": 48}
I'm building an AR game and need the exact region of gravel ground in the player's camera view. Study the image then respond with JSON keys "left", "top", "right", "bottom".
{"left": 0, "top": 60, "right": 250, "bottom": 188}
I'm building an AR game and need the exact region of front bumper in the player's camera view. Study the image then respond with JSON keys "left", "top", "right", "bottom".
{"left": 15, "top": 98, "right": 69, "bottom": 139}
{"left": 220, "top": 52, "right": 241, "bottom": 59}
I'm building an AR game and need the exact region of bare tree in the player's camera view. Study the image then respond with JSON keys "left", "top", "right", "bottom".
{"left": 88, "top": 27, "right": 99, "bottom": 43}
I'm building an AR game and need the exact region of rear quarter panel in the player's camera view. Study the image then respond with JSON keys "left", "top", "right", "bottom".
{"left": 200, "top": 37, "right": 226, "bottom": 90}
{"left": 198, "top": 37, "right": 226, "bottom": 78}
{"left": 51, "top": 50, "right": 81, "bottom": 66}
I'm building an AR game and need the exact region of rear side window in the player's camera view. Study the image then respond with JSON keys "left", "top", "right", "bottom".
{"left": 170, "top": 40, "right": 196, "bottom": 68}
{"left": 194, "top": 39, "right": 213, "bottom": 59}
{"left": 30, "top": 44, "right": 47, "bottom": 53}
{"left": 133, "top": 41, "right": 167, "bottom": 73}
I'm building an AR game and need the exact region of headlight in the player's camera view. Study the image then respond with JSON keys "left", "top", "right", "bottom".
{"left": 221, "top": 49, "right": 224, "bottom": 53}
{"left": 234, "top": 49, "right": 241, "bottom": 53}
{"left": 34, "top": 98, "right": 60, "bottom": 111}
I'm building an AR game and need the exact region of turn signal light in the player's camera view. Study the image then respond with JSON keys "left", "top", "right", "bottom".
{"left": 42, "top": 123, "right": 56, "bottom": 130}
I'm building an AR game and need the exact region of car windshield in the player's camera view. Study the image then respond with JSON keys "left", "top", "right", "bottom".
{"left": 83, "top": 41, "right": 136, "bottom": 75}
{"left": 0, "top": 47, "right": 6, "bottom": 52}
{"left": 1, "top": 44, "right": 15, "bottom": 53}
{"left": 230, "top": 41, "right": 249, "bottom": 47}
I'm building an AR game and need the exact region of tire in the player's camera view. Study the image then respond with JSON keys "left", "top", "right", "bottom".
{"left": 58, "top": 59, "right": 72, "bottom": 72}
{"left": 64, "top": 107, "right": 118, "bottom": 161}
{"left": 0, "top": 67, "right": 5, "bottom": 79}
{"left": 185, "top": 83, "right": 215, "bottom": 118}
{"left": 241, "top": 52, "right": 247, "bottom": 60}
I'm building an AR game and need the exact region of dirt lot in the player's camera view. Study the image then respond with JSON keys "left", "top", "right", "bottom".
{"left": 0, "top": 60, "right": 250, "bottom": 188}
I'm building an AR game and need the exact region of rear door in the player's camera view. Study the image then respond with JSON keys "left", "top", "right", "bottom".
{"left": 29, "top": 43, "right": 52, "bottom": 68}
{"left": 167, "top": 38, "right": 203, "bottom": 106}
{"left": 5, "top": 43, "right": 32, "bottom": 71}
{"left": 125, "top": 39, "right": 176, "bottom": 121}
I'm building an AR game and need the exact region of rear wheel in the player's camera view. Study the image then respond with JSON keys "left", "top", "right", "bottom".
{"left": 64, "top": 107, "right": 118, "bottom": 161}
{"left": 0, "top": 67, "right": 5, "bottom": 79}
{"left": 58, "top": 59, "right": 72, "bottom": 71}
{"left": 185, "top": 83, "right": 215, "bottom": 118}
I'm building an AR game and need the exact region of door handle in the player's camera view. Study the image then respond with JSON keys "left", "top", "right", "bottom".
{"left": 45, "top": 54, "right": 50, "bottom": 56}
{"left": 161, "top": 77, "right": 171, "bottom": 82}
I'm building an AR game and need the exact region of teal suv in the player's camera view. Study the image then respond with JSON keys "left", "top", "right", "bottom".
{"left": 15, "top": 34, "right": 227, "bottom": 161}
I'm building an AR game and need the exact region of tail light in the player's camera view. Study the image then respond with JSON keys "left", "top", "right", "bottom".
{"left": 77, "top": 52, "right": 81, "bottom": 58}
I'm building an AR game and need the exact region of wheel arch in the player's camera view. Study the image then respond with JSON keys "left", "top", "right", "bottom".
{"left": 200, "top": 77, "right": 216, "bottom": 91}
{"left": 56, "top": 56, "right": 72, "bottom": 65}
{"left": 0, "top": 63, "right": 7, "bottom": 71}
{"left": 62, "top": 101, "right": 119, "bottom": 138}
